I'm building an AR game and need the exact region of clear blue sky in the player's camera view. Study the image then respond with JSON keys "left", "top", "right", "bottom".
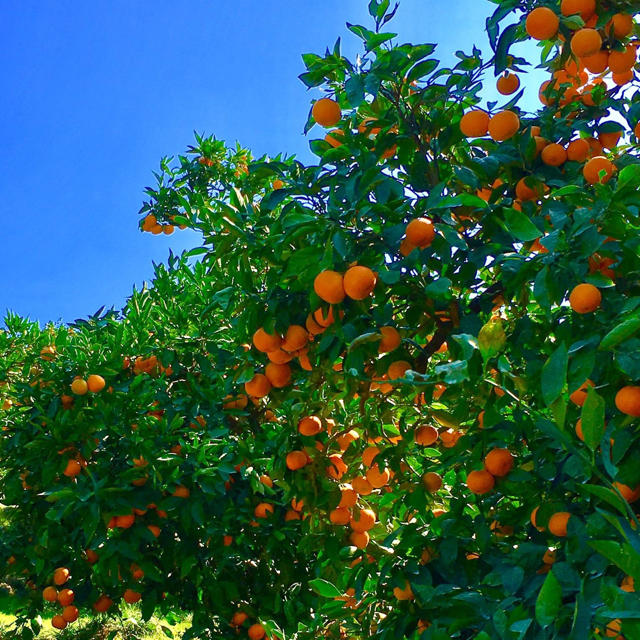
{"left": 1, "top": 0, "right": 537, "bottom": 324}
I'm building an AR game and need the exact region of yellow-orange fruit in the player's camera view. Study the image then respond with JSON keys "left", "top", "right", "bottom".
{"left": 615, "top": 386, "right": 640, "bottom": 417}
{"left": 351, "top": 476, "right": 373, "bottom": 495}
{"left": 548, "top": 512, "right": 571, "bottom": 536}
{"left": 541, "top": 143, "right": 567, "bottom": 167}
{"left": 387, "top": 360, "right": 411, "bottom": 380}
{"left": 362, "top": 446, "right": 380, "bottom": 467}
{"left": 526, "top": 7, "right": 560, "bottom": 40}
{"left": 569, "top": 283, "right": 601, "bottom": 313}
{"left": 459, "top": 110, "right": 490, "bottom": 137}
{"left": 414, "top": 426, "right": 438, "bottom": 446}
{"left": 406, "top": 218, "right": 435, "bottom": 248}
{"left": 584, "top": 156, "right": 615, "bottom": 184}
{"left": 609, "top": 45, "right": 637, "bottom": 74}
{"left": 70, "top": 378, "right": 88, "bottom": 395}
{"left": 343, "top": 266, "right": 377, "bottom": 300}
{"left": 87, "top": 374, "right": 106, "bottom": 392}
{"left": 484, "top": 448, "right": 514, "bottom": 477}
{"left": 298, "top": 415, "right": 323, "bottom": 436}
{"left": 123, "top": 588, "right": 142, "bottom": 603}
{"left": 330, "top": 507, "right": 351, "bottom": 525}
{"left": 286, "top": 450, "right": 308, "bottom": 470}
{"left": 466, "top": 470, "right": 495, "bottom": 495}
{"left": 43, "top": 586, "right": 58, "bottom": 602}
{"left": 350, "top": 508, "right": 376, "bottom": 532}
{"left": 53, "top": 567, "right": 69, "bottom": 586}
{"left": 93, "top": 595, "right": 113, "bottom": 612}
{"left": 265, "top": 362, "right": 291, "bottom": 388}
{"left": 338, "top": 488, "right": 358, "bottom": 509}
{"left": 497, "top": 72, "right": 520, "bottom": 95}
{"left": 570, "top": 29, "right": 602, "bottom": 58}
{"left": 350, "top": 530, "right": 370, "bottom": 549}
{"left": 51, "top": 615, "right": 67, "bottom": 630}
{"left": 378, "top": 326, "right": 401, "bottom": 353}
{"left": 244, "top": 373, "right": 272, "bottom": 398}
{"left": 62, "top": 605, "right": 79, "bottom": 622}
{"left": 561, "top": 0, "right": 595, "bottom": 20}
{"left": 422, "top": 472, "right": 442, "bottom": 492}
{"left": 254, "top": 502, "right": 274, "bottom": 518}
{"left": 488, "top": 110, "right": 520, "bottom": 142}
{"left": 566, "top": 138, "right": 590, "bottom": 162}
{"left": 314, "top": 270, "right": 345, "bottom": 304}
{"left": 515, "top": 177, "right": 544, "bottom": 202}
{"left": 312, "top": 98, "right": 341, "bottom": 127}
{"left": 366, "top": 464, "right": 390, "bottom": 489}
{"left": 252, "top": 328, "right": 282, "bottom": 352}
{"left": 610, "top": 13, "right": 634, "bottom": 39}
{"left": 63, "top": 459, "right": 82, "bottom": 478}
{"left": 248, "top": 623, "right": 266, "bottom": 640}
{"left": 570, "top": 379, "right": 594, "bottom": 406}
{"left": 58, "top": 588, "right": 74, "bottom": 606}
{"left": 581, "top": 50, "right": 609, "bottom": 74}
{"left": 325, "top": 129, "right": 345, "bottom": 147}
{"left": 282, "top": 325, "right": 308, "bottom": 352}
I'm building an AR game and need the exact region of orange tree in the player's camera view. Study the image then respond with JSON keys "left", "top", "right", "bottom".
{"left": 1, "top": 0, "right": 640, "bottom": 638}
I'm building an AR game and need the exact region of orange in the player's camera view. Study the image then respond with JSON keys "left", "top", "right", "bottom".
{"left": 351, "top": 476, "right": 373, "bottom": 495}
{"left": 526, "top": 7, "right": 559, "bottom": 40}
{"left": 244, "top": 373, "right": 272, "bottom": 398}
{"left": 560, "top": 0, "right": 595, "bottom": 20}
{"left": 610, "top": 13, "right": 634, "bottom": 39}
{"left": 405, "top": 218, "right": 435, "bottom": 248}
{"left": 85, "top": 549, "right": 99, "bottom": 564}
{"left": 609, "top": 45, "right": 637, "bottom": 74}
{"left": 569, "top": 283, "right": 601, "bottom": 313}
{"left": 51, "top": 615, "right": 67, "bottom": 630}
{"left": 173, "top": 485, "right": 190, "bottom": 498}
{"left": 314, "top": 305, "right": 337, "bottom": 328}
{"left": 576, "top": 418, "right": 584, "bottom": 441}
{"left": 298, "top": 415, "right": 323, "bottom": 436}
{"left": 422, "top": 472, "right": 442, "bottom": 492}
{"left": 621, "top": 576, "right": 635, "bottom": 593}
{"left": 282, "top": 325, "right": 308, "bottom": 352}
{"left": 459, "top": 110, "right": 490, "bottom": 137}
{"left": 548, "top": 512, "right": 571, "bottom": 536}
{"left": 366, "top": 464, "right": 390, "bottom": 488}
{"left": 87, "top": 374, "right": 105, "bottom": 392}
{"left": 272, "top": 178, "right": 284, "bottom": 190}
{"left": 393, "top": 581, "right": 414, "bottom": 601}
{"left": 286, "top": 450, "right": 308, "bottom": 470}
{"left": 325, "top": 129, "right": 345, "bottom": 147}
{"left": 43, "top": 586, "right": 58, "bottom": 602}
{"left": 488, "top": 110, "right": 520, "bottom": 142}
{"left": 314, "top": 270, "right": 345, "bottom": 304}
{"left": 515, "top": 177, "right": 544, "bottom": 202}
{"left": 231, "top": 611, "right": 248, "bottom": 627}
{"left": 63, "top": 459, "right": 82, "bottom": 478}
{"left": 581, "top": 49, "right": 609, "bottom": 74}
{"left": 265, "top": 362, "right": 291, "bottom": 388}
{"left": 615, "top": 386, "right": 640, "bottom": 417}
{"left": 496, "top": 72, "right": 520, "bottom": 95}
{"left": 440, "top": 430, "right": 462, "bottom": 448}
{"left": 336, "top": 429, "right": 359, "bottom": 450}
{"left": 531, "top": 506, "right": 544, "bottom": 531}
{"left": 570, "top": 379, "right": 594, "bottom": 406}
{"left": 350, "top": 508, "right": 376, "bottom": 532}
{"left": 53, "top": 567, "right": 69, "bottom": 586}
{"left": 612, "top": 70, "right": 634, "bottom": 86}
{"left": 305, "top": 314, "right": 325, "bottom": 336}
{"left": 338, "top": 488, "right": 358, "bottom": 509}
{"left": 62, "top": 605, "right": 79, "bottom": 623}
{"left": 70, "top": 378, "right": 88, "bottom": 395}
{"left": 312, "top": 98, "right": 341, "bottom": 127}
{"left": 466, "top": 470, "right": 495, "bottom": 495}
{"left": 147, "top": 524, "right": 161, "bottom": 537}
{"left": 387, "top": 360, "right": 411, "bottom": 380}
{"left": 484, "top": 448, "right": 514, "bottom": 477}
{"left": 93, "top": 594, "right": 113, "bottom": 613}
{"left": 252, "top": 328, "right": 282, "bottom": 352}
{"left": 541, "top": 143, "right": 567, "bottom": 167}
{"left": 58, "top": 588, "right": 74, "bottom": 606}
{"left": 566, "top": 138, "right": 590, "bottom": 162}
{"left": 254, "top": 502, "right": 274, "bottom": 518}
{"left": 570, "top": 29, "right": 602, "bottom": 58}
{"left": 266, "top": 349, "right": 294, "bottom": 364}
{"left": 123, "top": 588, "right": 142, "bottom": 603}
{"left": 378, "top": 326, "right": 401, "bottom": 353}
{"left": 613, "top": 482, "right": 640, "bottom": 503}
{"left": 115, "top": 514, "right": 135, "bottom": 528}
{"left": 327, "top": 454, "right": 348, "bottom": 480}
{"left": 362, "top": 446, "right": 380, "bottom": 467}
{"left": 604, "top": 619, "right": 622, "bottom": 638}
{"left": 329, "top": 507, "right": 351, "bottom": 525}
{"left": 599, "top": 129, "right": 622, "bottom": 150}
{"left": 343, "top": 266, "right": 377, "bottom": 300}
{"left": 583, "top": 156, "right": 615, "bottom": 184}
{"left": 635, "top": 122, "right": 640, "bottom": 140}
{"left": 350, "top": 530, "right": 370, "bottom": 549}
{"left": 248, "top": 623, "right": 266, "bottom": 640}
{"left": 414, "top": 426, "right": 438, "bottom": 446}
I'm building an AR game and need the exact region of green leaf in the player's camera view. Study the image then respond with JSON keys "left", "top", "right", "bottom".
{"left": 535, "top": 569, "right": 561, "bottom": 627}
{"left": 309, "top": 579, "right": 342, "bottom": 598}
{"left": 406, "top": 59, "right": 439, "bottom": 83}
{"left": 494, "top": 24, "right": 518, "bottom": 74}
{"left": 599, "top": 312, "right": 640, "bottom": 350}
{"left": 589, "top": 540, "right": 640, "bottom": 582}
{"left": 504, "top": 208, "right": 542, "bottom": 242}
{"left": 580, "top": 387, "right": 605, "bottom": 451}
{"left": 541, "top": 343, "right": 568, "bottom": 406}
{"left": 577, "top": 484, "right": 628, "bottom": 517}
{"left": 617, "top": 165, "right": 640, "bottom": 191}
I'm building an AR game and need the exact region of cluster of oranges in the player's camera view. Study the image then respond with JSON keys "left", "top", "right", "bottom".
{"left": 141, "top": 213, "right": 187, "bottom": 235}
{"left": 41, "top": 568, "right": 78, "bottom": 631}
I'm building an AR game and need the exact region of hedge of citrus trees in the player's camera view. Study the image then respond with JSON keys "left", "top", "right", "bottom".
{"left": 1, "top": 0, "right": 640, "bottom": 638}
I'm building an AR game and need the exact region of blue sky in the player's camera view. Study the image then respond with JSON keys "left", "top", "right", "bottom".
{"left": 1, "top": 0, "right": 536, "bottom": 324}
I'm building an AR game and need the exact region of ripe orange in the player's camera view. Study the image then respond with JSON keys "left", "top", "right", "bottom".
{"left": 252, "top": 328, "right": 282, "bottom": 352}
{"left": 327, "top": 454, "right": 348, "bottom": 480}
{"left": 570, "top": 379, "right": 594, "bottom": 406}
{"left": 70, "top": 378, "right": 88, "bottom": 395}
{"left": 86, "top": 374, "right": 105, "bottom": 392}
{"left": 560, "top": 0, "right": 595, "bottom": 20}
{"left": 515, "top": 177, "right": 544, "bottom": 202}
{"left": 609, "top": 45, "right": 637, "bottom": 74}
{"left": 488, "top": 110, "right": 520, "bottom": 142}
{"left": 541, "top": 143, "right": 567, "bottom": 167}
{"left": 305, "top": 314, "right": 325, "bottom": 336}
{"left": 366, "top": 464, "right": 390, "bottom": 488}
{"left": 569, "top": 283, "right": 601, "bottom": 313}
{"left": 123, "top": 588, "right": 142, "bottom": 603}
{"left": 405, "top": 218, "right": 435, "bottom": 248}
{"left": 282, "top": 325, "right": 308, "bottom": 352}
{"left": 343, "top": 266, "right": 377, "bottom": 300}
{"left": 351, "top": 476, "right": 373, "bottom": 495}
{"left": 615, "top": 386, "right": 640, "bottom": 417}
{"left": 147, "top": 524, "right": 161, "bottom": 538}
{"left": 466, "top": 470, "right": 495, "bottom": 495}
{"left": 62, "top": 605, "right": 79, "bottom": 622}
{"left": 496, "top": 72, "right": 520, "bottom": 95}
{"left": 43, "top": 586, "right": 58, "bottom": 602}
{"left": 58, "top": 588, "right": 74, "bottom": 606}
{"left": 610, "top": 13, "right": 634, "bottom": 39}
{"left": 298, "top": 416, "right": 323, "bottom": 436}
{"left": 115, "top": 514, "right": 135, "bottom": 528}
{"left": 53, "top": 567, "right": 69, "bottom": 586}
{"left": 254, "top": 502, "right": 274, "bottom": 518}
{"left": 570, "top": 29, "right": 602, "bottom": 58}
{"left": 613, "top": 482, "right": 640, "bottom": 503}
{"left": 414, "top": 426, "right": 438, "bottom": 446}
{"left": 393, "top": 581, "right": 414, "bottom": 601}
{"left": 526, "top": 7, "right": 560, "bottom": 41}
{"left": 484, "top": 448, "right": 514, "bottom": 477}
{"left": 63, "top": 459, "right": 82, "bottom": 478}
{"left": 329, "top": 507, "right": 351, "bottom": 525}
{"left": 422, "top": 472, "right": 442, "bottom": 492}
{"left": 93, "top": 594, "right": 113, "bottom": 613}
{"left": 265, "top": 362, "right": 291, "bottom": 388}
{"left": 244, "top": 373, "right": 272, "bottom": 398}
{"left": 459, "top": 110, "right": 490, "bottom": 137}
{"left": 378, "top": 326, "right": 401, "bottom": 353}
{"left": 581, "top": 50, "right": 609, "bottom": 74}
{"left": 362, "top": 446, "right": 380, "bottom": 467}
{"left": 266, "top": 349, "right": 294, "bottom": 364}
{"left": 387, "top": 360, "right": 411, "bottom": 380}
{"left": 584, "top": 155, "right": 615, "bottom": 185}
{"left": 248, "top": 623, "right": 266, "bottom": 640}
{"left": 566, "top": 138, "right": 590, "bottom": 162}
{"left": 599, "top": 126, "right": 623, "bottom": 150}
{"left": 548, "top": 512, "right": 571, "bottom": 536}
{"left": 85, "top": 549, "right": 98, "bottom": 564}
{"left": 314, "top": 270, "right": 345, "bottom": 304}
{"left": 286, "top": 450, "right": 308, "bottom": 470}
{"left": 350, "top": 508, "right": 376, "bottom": 532}
{"left": 312, "top": 98, "right": 341, "bottom": 127}
{"left": 350, "top": 530, "right": 370, "bottom": 549}
{"left": 612, "top": 70, "right": 634, "bottom": 86}
{"left": 231, "top": 611, "right": 248, "bottom": 627}
{"left": 52, "top": 615, "right": 67, "bottom": 630}
{"left": 173, "top": 485, "right": 190, "bottom": 498}
{"left": 325, "top": 129, "right": 345, "bottom": 147}
{"left": 338, "top": 488, "right": 358, "bottom": 508}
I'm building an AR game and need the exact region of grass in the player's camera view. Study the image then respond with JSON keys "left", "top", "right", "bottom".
{"left": 0, "top": 587, "right": 191, "bottom": 639}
